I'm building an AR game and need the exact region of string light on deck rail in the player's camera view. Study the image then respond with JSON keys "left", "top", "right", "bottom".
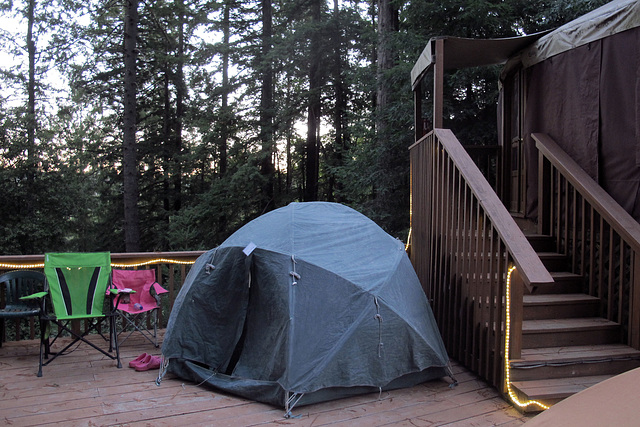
{"left": 405, "top": 168, "right": 413, "bottom": 253}
{"left": 504, "top": 265, "right": 549, "bottom": 411}
{"left": 0, "top": 262, "right": 45, "bottom": 269}
{"left": 111, "top": 258, "right": 196, "bottom": 268}
{"left": 0, "top": 258, "right": 196, "bottom": 270}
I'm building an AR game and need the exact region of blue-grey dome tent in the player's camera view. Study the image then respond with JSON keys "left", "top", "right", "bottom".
{"left": 159, "top": 202, "right": 452, "bottom": 413}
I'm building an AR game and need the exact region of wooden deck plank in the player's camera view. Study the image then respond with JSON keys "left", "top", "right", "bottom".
{"left": 0, "top": 331, "right": 534, "bottom": 426}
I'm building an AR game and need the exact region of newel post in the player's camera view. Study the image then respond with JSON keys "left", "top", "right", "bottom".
{"left": 509, "top": 267, "right": 524, "bottom": 360}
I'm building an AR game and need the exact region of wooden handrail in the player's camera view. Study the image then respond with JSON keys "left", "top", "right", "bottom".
{"left": 534, "top": 132, "right": 640, "bottom": 349}
{"left": 436, "top": 129, "right": 553, "bottom": 291}
{"left": 409, "top": 129, "right": 553, "bottom": 388}
{"left": 533, "top": 133, "right": 640, "bottom": 253}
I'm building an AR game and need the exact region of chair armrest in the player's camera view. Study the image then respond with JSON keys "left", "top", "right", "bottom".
{"left": 151, "top": 282, "right": 168, "bottom": 295}
{"left": 109, "top": 288, "right": 137, "bottom": 295}
{"left": 20, "top": 291, "right": 48, "bottom": 300}
{"left": 109, "top": 289, "right": 136, "bottom": 313}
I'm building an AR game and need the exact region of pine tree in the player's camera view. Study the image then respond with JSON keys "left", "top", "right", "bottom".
{"left": 123, "top": 0, "right": 140, "bottom": 251}
{"left": 259, "top": 0, "right": 275, "bottom": 211}
{"left": 303, "top": 0, "right": 323, "bottom": 202}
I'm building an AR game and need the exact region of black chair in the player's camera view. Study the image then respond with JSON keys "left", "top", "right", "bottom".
{"left": 0, "top": 270, "right": 46, "bottom": 346}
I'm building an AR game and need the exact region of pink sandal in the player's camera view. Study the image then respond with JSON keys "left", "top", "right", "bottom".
{"left": 135, "top": 355, "right": 161, "bottom": 371}
{"left": 129, "top": 353, "right": 149, "bottom": 368}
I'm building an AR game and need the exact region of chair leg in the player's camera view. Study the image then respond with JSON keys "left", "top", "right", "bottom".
{"left": 108, "top": 321, "right": 113, "bottom": 353}
{"left": 37, "top": 320, "right": 46, "bottom": 377}
{"left": 111, "top": 313, "right": 122, "bottom": 368}
{"left": 43, "top": 321, "right": 52, "bottom": 359}
{"left": 0, "top": 318, "right": 4, "bottom": 348}
{"left": 153, "top": 309, "right": 158, "bottom": 348}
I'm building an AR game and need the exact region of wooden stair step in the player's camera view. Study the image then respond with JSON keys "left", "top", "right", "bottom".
{"left": 523, "top": 293, "right": 599, "bottom": 319}
{"left": 510, "top": 375, "right": 613, "bottom": 412}
{"left": 527, "top": 271, "right": 584, "bottom": 294}
{"left": 509, "top": 344, "right": 640, "bottom": 380}
{"left": 522, "top": 317, "right": 620, "bottom": 348}
{"left": 516, "top": 344, "right": 640, "bottom": 364}
{"left": 523, "top": 317, "right": 619, "bottom": 333}
{"left": 525, "top": 234, "right": 554, "bottom": 252}
{"left": 537, "top": 252, "right": 569, "bottom": 271}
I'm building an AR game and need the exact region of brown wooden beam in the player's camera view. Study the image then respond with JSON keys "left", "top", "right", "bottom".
{"left": 433, "top": 38, "right": 444, "bottom": 129}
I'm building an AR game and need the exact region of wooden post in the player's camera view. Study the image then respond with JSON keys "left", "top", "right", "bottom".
{"left": 537, "top": 149, "right": 551, "bottom": 235}
{"left": 414, "top": 85, "right": 423, "bottom": 142}
{"left": 169, "top": 265, "right": 175, "bottom": 313}
{"left": 433, "top": 38, "right": 444, "bottom": 129}
{"left": 631, "top": 253, "right": 640, "bottom": 349}
{"left": 509, "top": 267, "right": 524, "bottom": 360}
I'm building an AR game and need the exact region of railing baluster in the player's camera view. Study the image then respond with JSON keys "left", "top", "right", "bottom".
{"left": 589, "top": 205, "right": 600, "bottom": 296}
{"left": 444, "top": 155, "right": 453, "bottom": 349}
{"left": 618, "top": 242, "right": 625, "bottom": 327}
{"left": 580, "top": 196, "right": 586, "bottom": 279}
{"left": 631, "top": 253, "right": 640, "bottom": 348}
{"left": 608, "top": 227, "right": 615, "bottom": 321}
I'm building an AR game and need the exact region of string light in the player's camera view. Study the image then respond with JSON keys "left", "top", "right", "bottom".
{"left": 504, "top": 265, "right": 549, "bottom": 411}
{"left": 0, "top": 262, "right": 45, "bottom": 269}
{"left": 406, "top": 165, "right": 413, "bottom": 253}
{"left": 111, "top": 258, "right": 196, "bottom": 268}
{"left": 0, "top": 258, "right": 196, "bottom": 270}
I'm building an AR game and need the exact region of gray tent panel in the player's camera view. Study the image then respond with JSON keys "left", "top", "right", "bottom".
{"left": 161, "top": 202, "right": 451, "bottom": 409}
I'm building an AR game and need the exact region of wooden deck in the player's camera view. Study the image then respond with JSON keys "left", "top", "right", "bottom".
{"left": 0, "top": 331, "right": 534, "bottom": 426}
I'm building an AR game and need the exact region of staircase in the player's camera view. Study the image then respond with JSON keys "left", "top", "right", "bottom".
{"left": 508, "top": 233, "right": 640, "bottom": 412}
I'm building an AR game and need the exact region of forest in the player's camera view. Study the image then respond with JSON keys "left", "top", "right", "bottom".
{"left": 0, "top": 0, "right": 608, "bottom": 255}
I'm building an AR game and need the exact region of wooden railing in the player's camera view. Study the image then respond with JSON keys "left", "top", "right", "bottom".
{"left": 463, "top": 145, "right": 501, "bottom": 193}
{"left": 409, "top": 129, "right": 553, "bottom": 389}
{"left": 0, "top": 251, "right": 205, "bottom": 344}
{"left": 534, "top": 133, "right": 640, "bottom": 349}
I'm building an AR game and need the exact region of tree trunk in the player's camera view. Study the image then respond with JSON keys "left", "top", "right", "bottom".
{"left": 163, "top": 66, "right": 171, "bottom": 212}
{"left": 330, "top": 0, "right": 346, "bottom": 202}
{"left": 26, "top": 0, "right": 36, "bottom": 183}
{"left": 173, "top": 0, "right": 184, "bottom": 211}
{"left": 304, "top": 0, "right": 321, "bottom": 202}
{"left": 376, "top": 0, "right": 398, "bottom": 137}
{"left": 259, "top": 0, "right": 275, "bottom": 210}
{"left": 220, "top": 0, "right": 231, "bottom": 176}
{"left": 123, "top": 0, "right": 141, "bottom": 251}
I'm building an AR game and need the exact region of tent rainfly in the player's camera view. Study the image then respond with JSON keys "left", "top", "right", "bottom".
{"left": 159, "top": 202, "right": 453, "bottom": 414}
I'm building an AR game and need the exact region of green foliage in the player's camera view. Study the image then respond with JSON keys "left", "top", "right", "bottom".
{"left": 0, "top": 0, "right": 613, "bottom": 253}
{"left": 511, "top": 0, "right": 610, "bottom": 33}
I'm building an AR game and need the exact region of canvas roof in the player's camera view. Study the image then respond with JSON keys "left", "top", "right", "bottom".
{"left": 410, "top": 33, "right": 545, "bottom": 88}
{"left": 518, "top": 0, "right": 640, "bottom": 69}
{"left": 411, "top": 0, "right": 640, "bottom": 88}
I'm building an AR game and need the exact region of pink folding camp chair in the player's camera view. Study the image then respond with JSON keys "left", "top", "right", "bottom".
{"left": 111, "top": 269, "right": 168, "bottom": 347}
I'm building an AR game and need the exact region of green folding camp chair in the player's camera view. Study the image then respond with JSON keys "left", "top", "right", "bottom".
{"left": 24, "top": 252, "right": 122, "bottom": 377}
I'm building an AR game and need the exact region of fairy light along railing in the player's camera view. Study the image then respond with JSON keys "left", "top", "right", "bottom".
{"left": 0, "top": 251, "right": 205, "bottom": 344}
{"left": 504, "top": 266, "right": 549, "bottom": 411}
{"left": 409, "top": 129, "right": 553, "bottom": 391}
